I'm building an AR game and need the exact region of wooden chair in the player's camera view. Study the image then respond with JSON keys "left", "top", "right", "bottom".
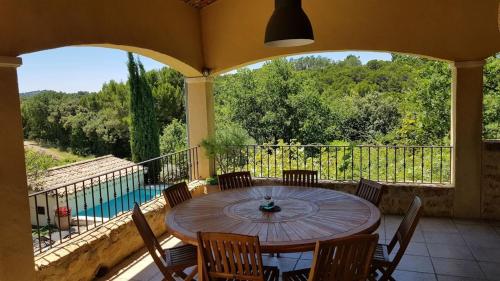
{"left": 163, "top": 181, "right": 192, "bottom": 208}
{"left": 218, "top": 171, "right": 253, "bottom": 191}
{"left": 132, "top": 203, "right": 197, "bottom": 281}
{"left": 355, "top": 178, "right": 384, "bottom": 207}
{"left": 370, "top": 196, "right": 424, "bottom": 281}
{"left": 274, "top": 169, "right": 319, "bottom": 258}
{"left": 282, "top": 234, "right": 379, "bottom": 281}
{"left": 276, "top": 169, "right": 318, "bottom": 258}
{"left": 197, "top": 232, "right": 279, "bottom": 281}
{"left": 282, "top": 170, "right": 318, "bottom": 187}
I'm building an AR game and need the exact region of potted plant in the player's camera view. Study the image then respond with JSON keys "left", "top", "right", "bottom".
{"left": 204, "top": 176, "right": 219, "bottom": 194}
{"left": 201, "top": 124, "right": 254, "bottom": 175}
{"left": 54, "top": 207, "right": 72, "bottom": 230}
{"left": 201, "top": 124, "right": 253, "bottom": 194}
{"left": 206, "top": 177, "right": 218, "bottom": 185}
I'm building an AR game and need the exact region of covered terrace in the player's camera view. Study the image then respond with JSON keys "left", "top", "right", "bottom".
{"left": 0, "top": 0, "right": 499, "bottom": 280}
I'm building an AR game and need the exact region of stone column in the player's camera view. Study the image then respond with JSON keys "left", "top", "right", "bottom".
{"left": 451, "top": 60, "right": 485, "bottom": 218}
{"left": 0, "top": 56, "right": 36, "bottom": 280}
{"left": 185, "top": 77, "right": 215, "bottom": 179}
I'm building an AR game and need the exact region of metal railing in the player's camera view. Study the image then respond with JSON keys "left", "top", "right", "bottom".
{"left": 29, "top": 147, "right": 199, "bottom": 255}
{"left": 215, "top": 144, "right": 452, "bottom": 184}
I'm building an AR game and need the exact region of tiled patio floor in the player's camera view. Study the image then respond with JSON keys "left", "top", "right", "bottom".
{"left": 100, "top": 216, "right": 500, "bottom": 281}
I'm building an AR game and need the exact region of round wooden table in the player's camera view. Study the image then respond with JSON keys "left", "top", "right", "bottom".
{"left": 165, "top": 186, "right": 381, "bottom": 253}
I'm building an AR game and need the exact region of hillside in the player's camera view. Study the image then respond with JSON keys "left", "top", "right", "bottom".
{"left": 20, "top": 90, "right": 44, "bottom": 98}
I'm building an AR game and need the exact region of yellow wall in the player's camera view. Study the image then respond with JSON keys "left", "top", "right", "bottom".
{"left": 0, "top": 3, "right": 498, "bottom": 278}
{"left": 186, "top": 77, "right": 215, "bottom": 178}
{"left": 0, "top": 0, "right": 498, "bottom": 75}
{"left": 451, "top": 61, "right": 485, "bottom": 218}
{"left": 0, "top": 60, "right": 36, "bottom": 281}
{"left": 202, "top": 0, "right": 500, "bottom": 74}
{"left": 0, "top": 0, "right": 204, "bottom": 76}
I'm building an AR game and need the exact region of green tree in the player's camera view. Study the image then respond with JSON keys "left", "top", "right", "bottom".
{"left": 127, "top": 52, "right": 160, "bottom": 163}
{"left": 291, "top": 56, "right": 331, "bottom": 70}
{"left": 213, "top": 54, "right": 457, "bottom": 146}
{"left": 201, "top": 123, "right": 253, "bottom": 174}
{"left": 483, "top": 56, "right": 500, "bottom": 138}
{"left": 147, "top": 68, "right": 185, "bottom": 128}
{"left": 23, "top": 53, "right": 500, "bottom": 166}
{"left": 81, "top": 81, "right": 131, "bottom": 156}
{"left": 25, "top": 149, "right": 61, "bottom": 191}
{"left": 160, "top": 119, "right": 187, "bottom": 154}
{"left": 21, "top": 91, "right": 74, "bottom": 147}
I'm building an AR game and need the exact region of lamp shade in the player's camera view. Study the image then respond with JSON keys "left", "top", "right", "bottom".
{"left": 265, "top": 0, "right": 314, "bottom": 47}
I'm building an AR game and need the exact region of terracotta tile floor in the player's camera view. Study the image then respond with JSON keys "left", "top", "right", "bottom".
{"left": 100, "top": 216, "right": 500, "bottom": 281}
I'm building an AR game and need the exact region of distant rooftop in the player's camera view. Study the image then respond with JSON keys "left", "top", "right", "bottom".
{"left": 33, "top": 155, "right": 141, "bottom": 194}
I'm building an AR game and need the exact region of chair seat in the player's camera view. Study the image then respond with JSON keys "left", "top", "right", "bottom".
{"left": 263, "top": 265, "right": 280, "bottom": 281}
{"left": 164, "top": 244, "right": 198, "bottom": 268}
{"left": 372, "top": 243, "right": 391, "bottom": 266}
{"left": 209, "top": 265, "right": 279, "bottom": 281}
{"left": 282, "top": 268, "right": 310, "bottom": 281}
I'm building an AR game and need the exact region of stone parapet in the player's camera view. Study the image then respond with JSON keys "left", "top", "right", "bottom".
{"left": 252, "top": 178, "right": 454, "bottom": 217}
{"left": 191, "top": 178, "right": 454, "bottom": 217}
{"left": 482, "top": 141, "right": 500, "bottom": 219}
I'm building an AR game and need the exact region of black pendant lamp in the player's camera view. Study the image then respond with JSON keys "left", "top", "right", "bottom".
{"left": 265, "top": 0, "right": 314, "bottom": 47}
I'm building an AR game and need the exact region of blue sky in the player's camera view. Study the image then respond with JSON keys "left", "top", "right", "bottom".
{"left": 18, "top": 47, "right": 391, "bottom": 93}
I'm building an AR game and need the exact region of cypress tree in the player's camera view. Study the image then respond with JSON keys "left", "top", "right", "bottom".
{"left": 127, "top": 52, "right": 160, "bottom": 164}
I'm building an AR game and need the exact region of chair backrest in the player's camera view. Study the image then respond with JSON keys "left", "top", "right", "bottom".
{"left": 308, "top": 234, "right": 379, "bottom": 281}
{"left": 387, "top": 196, "right": 423, "bottom": 266}
{"left": 355, "top": 178, "right": 384, "bottom": 206}
{"left": 162, "top": 181, "right": 192, "bottom": 208}
{"left": 218, "top": 171, "right": 253, "bottom": 191}
{"left": 283, "top": 170, "right": 318, "bottom": 187}
{"left": 197, "top": 232, "right": 265, "bottom": 281}
{"left": 132, "top": 203, "right": 168, "bottom": 274}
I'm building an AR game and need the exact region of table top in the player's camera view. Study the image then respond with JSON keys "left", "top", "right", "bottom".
{"left": 165, "top": 185, "right": 381, "bottom": 253}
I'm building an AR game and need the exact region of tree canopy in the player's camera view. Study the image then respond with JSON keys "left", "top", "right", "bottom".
{"left": 127, "top": 53, "right": 160, "bottom": 162}
{"left": 214, "top": 54, "right": 460, "bottom": 146}
{"left": 21, "top": 66, "right": 185, "bottom": 158}
{"left": 20, "top": 53, "right": 500, "bottom": 161}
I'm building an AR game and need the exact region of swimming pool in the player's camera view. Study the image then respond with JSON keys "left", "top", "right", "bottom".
{"left": 74, "top": 186, "right": 165, "bottom": 218}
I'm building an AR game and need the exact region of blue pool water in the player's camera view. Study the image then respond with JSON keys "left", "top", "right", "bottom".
{"left": 75, "top": 187, "right": 164, "bottom": 218}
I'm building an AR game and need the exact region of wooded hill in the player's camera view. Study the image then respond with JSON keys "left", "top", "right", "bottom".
{"left": 20, "top": 54, "right": 500, "bottom": 159}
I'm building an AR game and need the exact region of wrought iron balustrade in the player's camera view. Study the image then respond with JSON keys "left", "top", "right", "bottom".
{"left": 29, "top": 147, "right": 199, "bottom": 254}
{"left": 215, "top": 144, "right": 452, "bottom": 184}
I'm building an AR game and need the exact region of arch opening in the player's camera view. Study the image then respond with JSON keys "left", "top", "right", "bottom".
{"left": 214, "top": 49, "right": 450, "bottom": 76}
{"left": 214, "top": 51, "right": 453, "bottom": 146}
{"left": 21, "top": 44, "right": 202, "bottom": 78}
{"left": 20, "top": 46, "right": 188, "bottom": 159}
{"left": 211, "top": 51, "right": 456, "bottom": 183}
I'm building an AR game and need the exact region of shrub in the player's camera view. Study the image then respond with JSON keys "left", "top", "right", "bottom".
{"left": 201, "top": 124, "right": 253, "bottom": 175}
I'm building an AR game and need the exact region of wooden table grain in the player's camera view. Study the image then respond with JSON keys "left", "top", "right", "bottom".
{"left": 165, "top": 185, "right": 381, "bottom": 253}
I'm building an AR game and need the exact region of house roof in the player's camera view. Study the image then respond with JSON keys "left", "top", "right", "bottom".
{"left": 32, "top": 155, "right": 141, "bottom": 194}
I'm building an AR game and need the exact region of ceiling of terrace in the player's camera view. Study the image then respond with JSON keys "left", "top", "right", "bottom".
{"left": 182, "top": 0, "right": 218, "bottom": 8}
{"left": 0, "top": 0, "right": 498, "bottom": 76}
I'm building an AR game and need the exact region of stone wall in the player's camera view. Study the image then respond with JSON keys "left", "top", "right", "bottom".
{"left": 201, "top": 178, "right": 454, "bottom": 217}
{"left": 34, "top": 198, "right": 169, "bottom": 281}
{"left": 254, "top": 178, "right": 454, "bottom": 217}
{"left": 482, "top": 141, "right": 500, "bottom": 219}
